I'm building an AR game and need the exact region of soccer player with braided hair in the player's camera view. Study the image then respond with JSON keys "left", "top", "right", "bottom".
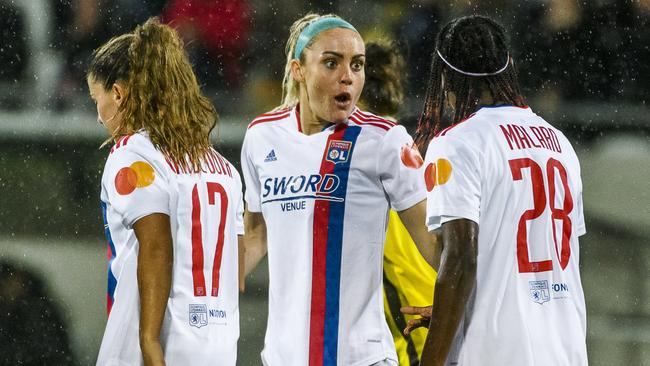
{"left": 89, "top": 18, "right": 245, "bottom": 365}
{"left": 403, "top": 15, "right": 588, "bottom": 365}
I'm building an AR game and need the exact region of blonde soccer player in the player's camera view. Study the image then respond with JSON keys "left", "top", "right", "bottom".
{"left": 240, "top": 13, "right": 440, "bottom": 366}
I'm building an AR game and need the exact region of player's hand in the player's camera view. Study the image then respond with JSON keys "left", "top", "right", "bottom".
{"left": 400, "top": 305, "right": 432, "bottom": 336}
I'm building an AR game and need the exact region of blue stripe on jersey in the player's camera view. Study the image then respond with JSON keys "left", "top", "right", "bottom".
{"left": 101, "top": 201, "right": 118, "bottom": 308}
{"left": 323, "top": 125, "right": 361, "bottom": 365}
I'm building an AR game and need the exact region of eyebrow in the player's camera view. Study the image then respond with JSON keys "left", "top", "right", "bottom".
{"left": 322, "top": 51, "right": 365, "bottom": 58}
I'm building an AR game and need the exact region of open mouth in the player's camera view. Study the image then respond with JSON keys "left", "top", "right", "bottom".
{"left": 334, "top": 92, "right": 351, "bottom": 105}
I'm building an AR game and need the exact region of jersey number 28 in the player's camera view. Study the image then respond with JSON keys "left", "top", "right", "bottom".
{"left": 509, "top": 158, "right": 573, "bottom": 273}
{"left": 191, "top": 182, "right": 228, "bottom": 297}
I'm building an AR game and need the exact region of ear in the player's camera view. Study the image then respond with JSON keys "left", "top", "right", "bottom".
{"left": 290, "top": 59, "right": 305, "bottom": 82}
{"left": 112, "top": 82, "right": 127, "bottom": 106}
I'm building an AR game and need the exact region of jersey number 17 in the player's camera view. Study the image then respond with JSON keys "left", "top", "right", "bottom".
{"left": 191, "top": 182, "right": 228, "bottom": 297}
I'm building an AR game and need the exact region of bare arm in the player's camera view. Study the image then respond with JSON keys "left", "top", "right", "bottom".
{"left": 133, "top": 213, "right": 173, "bottom": 366}
{"left": 398, "top": 200, "right": 442, "bottom": 271}
{"left": 241, "top": 208, "right": 268, "bottom": 291}
{"left": 420, "top": 218, "right": 478, "bottom": 366}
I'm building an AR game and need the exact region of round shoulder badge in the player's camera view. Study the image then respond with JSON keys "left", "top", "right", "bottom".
{"left": 424, "top": 158, "right": 452, "bottom": 192}
{"left": 115, "top": 161, "right": 155, "bottom": 195}
{"left": 400, "top": 143, "right": 424, "bottom": 169}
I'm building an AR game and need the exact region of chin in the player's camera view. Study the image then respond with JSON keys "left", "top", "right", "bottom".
{"left": 329, "top": 109, "right": 353, "bottom": 124}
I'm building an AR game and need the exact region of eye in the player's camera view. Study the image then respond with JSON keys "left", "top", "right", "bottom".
{"left": 351, "top": 60, "right": 364, "bottom": 72}
{"left": 324, "top": 59, "right": 337, "bottom": 69}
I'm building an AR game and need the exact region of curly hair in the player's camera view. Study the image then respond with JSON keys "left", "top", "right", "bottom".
{"left": 88, "top": 17, "right": 217, "bottom": 172}
{"left": 359, "top": 40, "right": 406, "bottom": 118}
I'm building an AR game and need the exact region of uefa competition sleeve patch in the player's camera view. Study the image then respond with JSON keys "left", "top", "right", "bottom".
{"left": 424, "top": 158, "right": 452, "bottom": 192}
{"left": 115, "top": 161, "right": 156, "bottom": 195}
{"left": 400, "top": 143, "right": 424, "bottom": 169}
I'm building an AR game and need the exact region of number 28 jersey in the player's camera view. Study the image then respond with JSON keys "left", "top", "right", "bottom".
{"left": 424, "top": 106, "right": 587, "bottom": 365}
{"left": 96, "top": 132, "right": 244, "bottom": 366}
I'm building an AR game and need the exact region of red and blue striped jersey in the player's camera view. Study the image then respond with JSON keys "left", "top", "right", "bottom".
{"left": 241, "top": 106, "right": 425, "bottom": 366}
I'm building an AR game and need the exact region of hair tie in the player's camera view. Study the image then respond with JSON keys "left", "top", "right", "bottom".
{"left": 436, "top": 49, "right": 509, "bottom": 77}
{"left": 294, "top": 17, "right": 357, "bottom": 60}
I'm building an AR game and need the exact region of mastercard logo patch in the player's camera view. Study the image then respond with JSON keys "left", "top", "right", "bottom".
{"left": 400, "top": 143, "right": 424, "bottom": 169}
{"left": 115, "top": 161, "right": 155, "bottom": 195}
{"left": 424, "top": 158, "right": 452, "bottom": 192}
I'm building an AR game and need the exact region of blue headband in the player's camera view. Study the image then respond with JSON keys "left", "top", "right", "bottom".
{"left": 294, "top": 17, "right": 358, "bottom": 60}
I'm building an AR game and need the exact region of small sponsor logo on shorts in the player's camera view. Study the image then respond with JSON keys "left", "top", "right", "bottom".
{"left": 189, "top": 304, "right": 208, "bottom": 328}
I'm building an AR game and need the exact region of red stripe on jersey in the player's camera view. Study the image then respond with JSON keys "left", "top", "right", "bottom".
{"left": 296, "top": 104, "right": 303, "bottom": 132}
{"left": 435, "top": 112, "right": 477, "bottom": 138}
{"left": 349, "top": 115, "right": 391, "bottom": 131}
{"left": 110, "top": 135, "right": 133, "bottom": 154}
{"left": 106, "top": 294, "right": 113, "bottom": 315}
{"left": 247, "top": 112, "right": 291, "bottom": 129}
{"left": 309, "top": 124, "right": 348, "bottom": 365}
{"left": 354, "top": 110, "right": 397, "bottom": 127}
{"left": 208, "top": 183, "right": 229, "bottom": 297}
{"left": 351, "top": 112, "right": 395, "bottom": 129}
{"left": 257, "top": 108, "right": 291, "bottom": 118}
{"left": 191, "top": 185, "right": 207, "bottom": 296}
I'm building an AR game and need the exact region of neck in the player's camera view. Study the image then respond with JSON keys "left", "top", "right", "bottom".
{"left": 299, "top": 103, "right": 330, "bottom": 136}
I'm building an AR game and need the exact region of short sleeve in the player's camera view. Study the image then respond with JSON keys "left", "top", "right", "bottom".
{"left": 424, "top": 135, "right": 481, "bottom": 231}
{"left": 377, "top": 125, "right": 427, "bottom": 211}
{"left": 102, "top": 143, "right": 170, "bottom": 229}
{"left": 241, "top": 131, "right": 262, "bottom": 212}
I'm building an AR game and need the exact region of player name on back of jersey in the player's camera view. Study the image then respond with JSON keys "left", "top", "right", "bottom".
{"left": 499, "top": 123, "right": 562, "bottom": 153}
{"left": 164, "top": 149, "right": 233, "bottom": 177}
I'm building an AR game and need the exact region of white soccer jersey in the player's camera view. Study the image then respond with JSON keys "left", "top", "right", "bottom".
{"left": 241, "top": 106, "right": 425, "bottom": 366}
{"left": 96, "top": 132, "right": 244, "bottom": 366}
{"left": 424, "top": 105, "right": 587, "bottom": 365}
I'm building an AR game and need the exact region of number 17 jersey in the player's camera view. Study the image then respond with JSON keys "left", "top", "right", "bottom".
{"left": 424, "top": 106, "right": 587, "bottom": 365}
{"left": 97, "top": 132, "right": 244, "bottom": 366}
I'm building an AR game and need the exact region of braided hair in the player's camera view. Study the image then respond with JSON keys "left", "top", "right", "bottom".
{"left": 414, "top": 15, "right": 525, "bottom": 148}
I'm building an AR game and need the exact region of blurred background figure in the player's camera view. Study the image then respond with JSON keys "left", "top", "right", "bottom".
{"left": 161, "top": 0, "right": 250, "bottom": 91}
{"left": 51, "top": 0, "right": 167, "bottom": 110}
{"left": 0, "top": 0, "right": 28, "bottom": 109}
{"left": 0, "top": 260, "right": 75, "bottom": 365}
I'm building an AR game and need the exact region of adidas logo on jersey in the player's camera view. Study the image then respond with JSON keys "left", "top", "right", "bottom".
{"left": 264, "top": 149, "right": 277, "bottom": 162}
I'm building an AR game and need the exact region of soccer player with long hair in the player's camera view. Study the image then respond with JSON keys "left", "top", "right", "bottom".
{"left": 88, "top": 18, "right": 244, "bottom": 366}
{"left": 405, "top": 15, "right": 588, "bottom": 365}
{"left": 241, "top": 13, "right": 440, "bottom": 366}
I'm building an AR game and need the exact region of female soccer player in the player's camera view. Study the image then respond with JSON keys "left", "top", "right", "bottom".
{"left": 358, "top": 40, "right": 436, "bottom": 366}
{"left": 241, "top": 13, "right": 439, "bottom": 366}
{"left": 406, "top": 15, "right": 588, "bottom": 365}
{"left": 89, "top": 18, "right": 244, "bottom": 366}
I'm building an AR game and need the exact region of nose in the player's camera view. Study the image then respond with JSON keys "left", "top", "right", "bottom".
{"left": 340, "top": 65, "right": 352, "bottom": 85}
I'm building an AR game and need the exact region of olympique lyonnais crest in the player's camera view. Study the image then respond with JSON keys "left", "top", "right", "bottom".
{"left": 529, "top": 280, "right": 550, "bottom": 304}
{"left": 189, "top": 304, "right": 208, "bottom": 328}
{"left": 326, "top": 140, "right": 352, "bottom": 164}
